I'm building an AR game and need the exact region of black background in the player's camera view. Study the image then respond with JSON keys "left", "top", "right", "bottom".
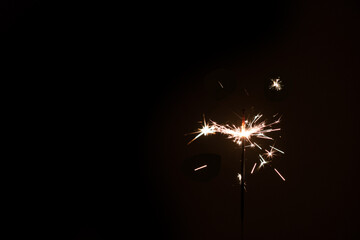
{"left": 2, "top": 1, "right": 360, "bottom": 239}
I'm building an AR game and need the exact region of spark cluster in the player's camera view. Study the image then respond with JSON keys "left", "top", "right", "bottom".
{"left": 187, "top": 113, "right": 285, "bottom": 181}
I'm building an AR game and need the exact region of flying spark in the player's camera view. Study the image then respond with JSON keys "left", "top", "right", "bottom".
{"left": 254, "top": 142, "right": 262, "bottom": 150}
{"left": 194, "top": 165, "right": 207, "bottom": 171}
{"left": 274, "top": 168, "right": 286, "bottom": 181}
{"left": 270, "top": 145, "right": 285, "bottom": 154}
{"left": 251, "top": 163, "right": 257, "bottom": 174}
{"left": 259, "top": 154, "right": 268, "bottom": 168}
{"left": 218, "top": 81, "right": 224, "bottom": 88}
{"left": 269, "top": 77, "right": 283, "bottom": 91}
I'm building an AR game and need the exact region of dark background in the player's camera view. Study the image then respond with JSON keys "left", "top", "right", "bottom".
{"left": 3, "top": 0, "right": 360, "bottom": 239}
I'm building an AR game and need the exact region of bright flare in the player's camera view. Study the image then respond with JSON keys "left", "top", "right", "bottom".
{"left": 269, "top": 78, "right": 283, "bottom": 91}
{"left": 187, "top": 115, "right": 215, "bottom": 145}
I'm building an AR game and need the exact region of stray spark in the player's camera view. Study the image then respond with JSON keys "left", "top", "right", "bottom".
{"left": 274, "top": 168, "right": 286, "bottom": 181}
{"left": 194, "top": 165, "right": 207, "bottom": 171}
{"left": 218, "top": 81, "right": 224, "bottom": 88}
{"left": 254, "top": 142, "right": 262, "bottom": 150}
{"left": 269, "top": 77, "right": 283, "bottom": 91}
{"left": 259, "top": 154, "right": 268, "bottom": 168}
{"left": 251, "top": 163, "right": 257, "bottom": 174}
{"left": 270, "top": 145, "right": 285, "bottom": 154}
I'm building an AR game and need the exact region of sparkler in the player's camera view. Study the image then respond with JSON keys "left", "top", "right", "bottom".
{"left": 187, "top": 109, "right": 285, "bottom": 239}
{"left": 239, "top": 110, "right": 246, "bottom": 240}
{"left": 187, "top": 112, "right": 284, "bottom": 175}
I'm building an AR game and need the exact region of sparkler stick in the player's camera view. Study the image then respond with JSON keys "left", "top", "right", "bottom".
{"left": 240, "top": 109, "right": 245, "bottom": 240}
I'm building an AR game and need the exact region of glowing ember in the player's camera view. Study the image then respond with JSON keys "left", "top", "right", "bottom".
{"left": 259, "top": 154, "right": 268, "bottom": 168}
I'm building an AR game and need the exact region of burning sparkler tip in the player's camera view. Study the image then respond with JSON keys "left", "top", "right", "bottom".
{"left": 187, "top": 111, "right": 285, "bottom": 184}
